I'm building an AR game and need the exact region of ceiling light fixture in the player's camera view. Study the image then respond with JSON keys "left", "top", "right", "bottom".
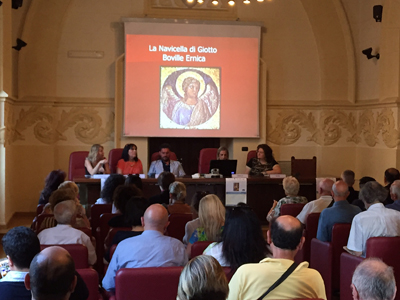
{"left": 212, "top": 0, "right": 219, "bottom": 5}
{"left": 244, "top": 0, "right": 251, "bottom": 4}
{"left": 228, "top": 0, "right": 235, "bottom": 5}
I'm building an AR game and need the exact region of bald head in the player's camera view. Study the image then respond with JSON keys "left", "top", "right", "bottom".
{"left": 352, "top": 258, "right": 396, "bottom": 300}
{"left": 332, "top": 180, "right": 350, "bottom": 201}
{"left": 270, "top": 215, "right": 303, "bottom": 250}
{"left": 319, "top": 179, "right": 335, "bottom": 196}
{"left": 143, "top": 204, "right": 169, "bottom": 232}
{"left": 28, "top": 246, "right": 76, "bottom": 300}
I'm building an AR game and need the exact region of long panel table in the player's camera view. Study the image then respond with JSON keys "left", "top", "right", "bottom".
{"left": 75, "top": 177, "right": 316, "bottom": 225}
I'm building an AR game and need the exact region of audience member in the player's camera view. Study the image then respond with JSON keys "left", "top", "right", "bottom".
{"left": 84, "top": 144, "right": 110, "bottom": 175}
{"left": 95, "top": 174, "right": 125, "bottom": 212}
{"left": 245, "top": 144, "right": 281, "bottom": 176}
{"left": 116, "top": 143, "right": 143, "bottom": 175}
{"left": 108, "top": 185, "right": 142, "bottom": 227}
{"left": 297, "top": 178, "right": 334, "bottom": 224}
{"left": 0, "top": 227, "right": 88, "bottom": 300}
{"left": 177, "top": 255, "right": 229, "bottom": 300}
{"left": 217, "top": 146, "right": 229, "bottom": 160}
{"left": 102, "top": 204, "right": 188, "bottom": 292}
{"left": 316, "top": 180, "right": 361, "bottom": 242}
{"left": 386, "top": 179, "right": 400, "bottom": 211}
{"left": 341, "top": 170, "right": 358, "bottom": 203}
{"left": 38, "top": 200, "right": 96, "bottom": 265}
{"left": 58, "top": 181, "right": 90, "bottom": 228}
{"left": 148, "top": 143, "right": 185, "bottom": 177}
{"left": 345, "top": 181, "right": 400, "bottom": 257}
{"left": 186, "top": 194, "right": 225, "bottom": 258}
{"left": 204, "top": 205, "right": 270, "bottom": 272}
{"left": 125, "top": 174, "right": 143, "bottom": 191}
{"left": 227, "top": 215, "right": 326, "bottom": 300}
{"left": 148, "top": 172, "right": 176, "bottom": 206}
{"left": 104, "top": 196, "right": 147, "bottom": 262}
{"left": 168, "top": 181, "right": 191, "bottom": 214}
{"left": 25, "top": 247, "right": 77, "bottom": 300}
{"left": 267, "top": 176, "right": 307, "bottom": 222}
{"left": 38, "top": 169, "right": 66, "bottom": 205}
{"left": 352, "top": 176, "right": 376, "bottom": 211}
{"left": 183, "top": 191, "right": 209, "bottom": 245}
{"left": 0, "top": 227, "right": 40, "bottom": 299}
{"left": 351, "top": 258, "right": 396, "bottom": 300}
{"left": 383, "top": 168, "right": 400, "bottom": 205}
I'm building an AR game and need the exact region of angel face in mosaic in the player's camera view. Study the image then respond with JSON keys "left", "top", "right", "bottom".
{"left": 161, "top": 71, "right": 219, "bottom": 127}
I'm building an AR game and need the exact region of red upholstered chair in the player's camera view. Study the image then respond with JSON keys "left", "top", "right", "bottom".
{"left": 111, "top": 267, "right": 183, "bottom": 300}
{"left": 68, "top": 151, "right": 89, "bottom": 181}
{"left": 151, "top": 151, "right": 178, "bottom": 162}
{"left": 295, "top": 212, "right": 320, "bottom": 264}
{"left": 108, "top": 148, "right": 123, "bottom": 174}
{"left": 90, "top": 204, "right": 112, "bottom": 237}
{"left": 76, "top": 268, "right": 102, "bottom": 300}
{"left": 310, "top": 223, "right": 351, "bottom": 300}
{"left": 291, "top": 156, "right": 317, "bottom": 180}
{"left": 191, "top": 241, "right": 213, "bottom": 259}
{"left": 198, "top": 148, "right": 218, "bottom": 174}
{"left": 109, "top": 244, "right": 118, "bottom": 261}
{"left": 40, "top": 244, "right": 89, "bottom": 269}
{"left": 280, "top": 203, "right": 306, "bottom": 217}
{"left": 95, "top": 213, "right": 120, "bottom": 276}
{"left": 79, "top": 227, "right": 92, "bottom": 238}
{"left": 36, "top": 204, "right": 44, "bottom": 216}
{"left": 167, "top": 213, "right": 193, "bottom": 242}
{"left": 340, "top": 236, "right": 400, "bottom": 300}
{"left": 246, "top": 150, "right": 257, "bottom": 163}
{"left": 105, "top": 227, "right": 133, "bottom": 249}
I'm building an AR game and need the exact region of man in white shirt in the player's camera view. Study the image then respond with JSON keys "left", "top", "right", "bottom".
{"left": 38, "top": 200, "right": 97, "bottom": 265}
{"left": 148, "top": 143, "right": 185, "bottom": 177}
{"left": 297, "top": 178, "right": 334, "bottom": 224}
{"left": 345, "top": 181, "right": 400, "bottom": 257}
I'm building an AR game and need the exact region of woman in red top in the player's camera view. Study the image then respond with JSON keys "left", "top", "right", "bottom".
{"left": 116, "top": 143, "right": 143, "bottom": 175}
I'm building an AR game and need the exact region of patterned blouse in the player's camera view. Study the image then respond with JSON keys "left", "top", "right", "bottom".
{"left": 246, "top": 157, "right": 279, "bottom": 176}
{"left": 189, "top": 226, "right": 224, "bottom": 244}
{"left": 266, "top": 196, "right": 308, "bottom": 222}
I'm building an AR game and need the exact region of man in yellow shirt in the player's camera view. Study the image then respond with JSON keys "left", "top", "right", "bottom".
{"left": 227, "top": 215, "right": 326, "bottom": 300}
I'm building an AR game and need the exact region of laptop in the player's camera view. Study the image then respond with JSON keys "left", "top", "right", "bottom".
{"left": 209, "top": 160, "right": 238, "bottom": 178}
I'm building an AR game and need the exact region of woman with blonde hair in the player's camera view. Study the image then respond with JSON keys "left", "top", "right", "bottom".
{"left": 177, "top": 255, "right": 229, "bottom": 300}
{"left": 266, "top": 176, "right": 308, "bottom": 222}
{"left": 186, "top": 194, "right": 225, "bottom": 257}
{"left": 84, "top": 144, "right": 110, "bottom": 175}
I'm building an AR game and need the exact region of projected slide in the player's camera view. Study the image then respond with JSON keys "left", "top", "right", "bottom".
{"left": 124, "top": 22, "right": 260, "bottom": 138}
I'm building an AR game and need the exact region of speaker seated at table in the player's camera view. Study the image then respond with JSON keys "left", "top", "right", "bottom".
{"left": 151, "top": 151, "right": 178, "bottom": 162}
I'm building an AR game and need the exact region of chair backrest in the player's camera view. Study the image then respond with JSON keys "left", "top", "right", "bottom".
{"left": 280, "top": 203, "right": 306, "bottom": 217}
{"left": 105, "top": 227, "right": 132, "bottom": 249}
{"left": 40, "top": 244, "right": 89, "bottom": 269}
{"left": 151, "top": 151, "right": 178, "bottom": 162}
{"left": 198, "top": 148, "right": 218, "bottom": 173}
{"left": 291, "top": 156, "right": 317, "bottom": 180}
{"left": 331, "top": 223, "right": 351, "bottom": 291}
{"left": 295, "top": 212, "right": 320, "bottom": 264}
{"left": 191, "top": 241, "right": 214, "bottom": 259}
{"left": 247, "top": 150, "right": 257, "bottom": 163}
{"left": 35, "top": 214, "right": 57, "bottom": 234}
{"left": 167, "top": 213, "right": 193, "bottom": 242}
{"left": 90, "top": 204, "right": 112, "bottom": 237}
{"left": 108, "top": 148, "right": 124, "bottom": 174}
{"left": 114, "top": 267, "right": 183, "bottom": 300}
{"left": 79, "top": 227, "right": 92, "bottom": 238}
{"left": 69, "top": 151, "right": 89, "bottom": 181}
{"left": 109, "top": 244, "right": 118, "bottom": 261}
{"left": 76, "top": 268, "right": 101, "bottom": 300}
{"left": 36, "top": 204, "right": 44, "bottom": 216}
{"left": 95, "top": 213, "right": 120, "bottom": 276}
